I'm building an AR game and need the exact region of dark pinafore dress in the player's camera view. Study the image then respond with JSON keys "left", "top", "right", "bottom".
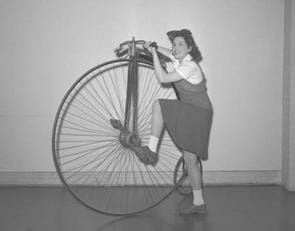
{"left": 159, "top": 79, "right": 213, "bottom": 160}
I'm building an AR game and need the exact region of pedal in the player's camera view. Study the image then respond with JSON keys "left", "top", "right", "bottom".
{"left": 110, "top": 119, "right": 123, "bottom": 130}
{"left": 129, "top": 134, "right": 141, "bottom": 147}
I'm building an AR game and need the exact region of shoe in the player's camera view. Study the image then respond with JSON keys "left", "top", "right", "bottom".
{"left": 131, "top": 146, "right": 158, "bottom": 166}
{"left": 179, "top": 203, "right": 207, "bottom": 215}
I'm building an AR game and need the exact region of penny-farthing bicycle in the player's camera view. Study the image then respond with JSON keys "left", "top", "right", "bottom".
{"left": 52, "top": 38, "right": 199, "bottom": 216}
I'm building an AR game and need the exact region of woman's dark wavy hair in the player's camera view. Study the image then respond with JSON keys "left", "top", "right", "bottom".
{"left": 167, "top": 29, "right": 203, "bottom": 63}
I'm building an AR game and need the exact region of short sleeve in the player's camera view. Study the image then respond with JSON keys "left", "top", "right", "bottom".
{"left": 175, "top": 62, "right": 196, "bottom": 79}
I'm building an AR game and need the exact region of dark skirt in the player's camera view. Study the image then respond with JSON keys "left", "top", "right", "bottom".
{"left": 159, "top": 99, "right": 213, "bottom": 160}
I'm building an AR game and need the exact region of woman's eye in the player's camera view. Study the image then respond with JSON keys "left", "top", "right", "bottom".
{"left": 174, "top": 43, "right": 182, "bottom": 47}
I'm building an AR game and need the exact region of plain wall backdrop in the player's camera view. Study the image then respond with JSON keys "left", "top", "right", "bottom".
{"left": 0, "top": 0, "right": 284, "bottom": 172}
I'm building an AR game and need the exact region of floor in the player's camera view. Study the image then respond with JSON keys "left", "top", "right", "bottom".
{"left": 0, "top": 185, "right": 294, "bottom": 231}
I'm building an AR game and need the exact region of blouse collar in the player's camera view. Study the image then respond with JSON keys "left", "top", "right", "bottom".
{"left": 182, "top": 54, "right": 193, "bottom": 62}
{"left": 174, "top": 54, "right": 192, "bottom": 66}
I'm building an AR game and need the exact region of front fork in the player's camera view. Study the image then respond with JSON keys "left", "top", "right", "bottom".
{"left": 110, "top": 47, "right": 141, "bottom": 148}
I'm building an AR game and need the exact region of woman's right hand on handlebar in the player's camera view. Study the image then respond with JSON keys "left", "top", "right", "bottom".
{"left": 143, "top": 41, "right": 154, "bottom": 52}
{"left": 144, "top": 41, "right": 158, "bottom": 54}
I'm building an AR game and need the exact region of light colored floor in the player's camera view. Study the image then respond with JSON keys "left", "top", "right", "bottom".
{"left": 0, "top": 185, "right": 294, "bottom": 231}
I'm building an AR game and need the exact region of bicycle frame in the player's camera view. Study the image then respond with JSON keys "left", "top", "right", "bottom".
{"left": 123, "top": 38, "right": 140, "bottom": 133}
{"left": 112, "top": 38, "right": 152, "bottom": 148}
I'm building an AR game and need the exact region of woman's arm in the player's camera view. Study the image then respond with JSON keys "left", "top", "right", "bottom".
{"left": 151, "top": 47, "right": 183, "bottom": 83}
{"left": 156, "top": 46, "right": 172, "bottom": 58}
{"left": 144, "top": 41, "right": 171, "bottom": 58}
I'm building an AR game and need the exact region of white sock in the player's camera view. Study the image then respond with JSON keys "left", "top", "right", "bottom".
{"left": 193, "top": 189, "right": 205, "bottom": 206}
{"left": 148, "top": 136, "right": 159, "bottom": 153}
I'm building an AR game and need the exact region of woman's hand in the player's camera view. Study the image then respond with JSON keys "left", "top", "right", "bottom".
{"left": 143, "top": 41, "right": 153, "bottom": 51}
{"left": 144, "top": 41, "right": 158, "bottom": 53}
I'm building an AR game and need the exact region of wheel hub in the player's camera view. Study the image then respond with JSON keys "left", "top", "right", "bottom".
{"left": 119, "top": 130, "right": 141, "bottom": 148}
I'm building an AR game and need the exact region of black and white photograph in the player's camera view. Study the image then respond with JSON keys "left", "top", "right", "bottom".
{"left": 0, "top": 0, "right": 294, "bottom": 230}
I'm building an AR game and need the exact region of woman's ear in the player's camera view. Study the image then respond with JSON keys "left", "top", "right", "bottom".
{"left": 188, "top": 46, "right": 192, "bottom": 52}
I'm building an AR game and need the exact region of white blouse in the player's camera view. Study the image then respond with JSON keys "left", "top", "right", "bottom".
{"left": 168, "top": 54, "right": 203, "bottom": 84}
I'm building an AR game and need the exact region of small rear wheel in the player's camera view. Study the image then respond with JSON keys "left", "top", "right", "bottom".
{"left": 173, "top": 156, "right": 192, "bottom": 196}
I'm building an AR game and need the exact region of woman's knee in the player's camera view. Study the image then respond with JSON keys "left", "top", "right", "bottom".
{"left": 183, "top": 151, "right": 198, "bottom": 166}
{"left": 152, "top": 100, "right": 161, "bottom": 112}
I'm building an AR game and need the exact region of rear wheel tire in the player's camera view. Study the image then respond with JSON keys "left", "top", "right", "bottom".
{"left": 173, "top": 156, "right": 192, "bottom": 196}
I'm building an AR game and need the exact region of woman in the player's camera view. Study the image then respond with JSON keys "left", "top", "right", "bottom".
{"left": 132, "top": 29, "right": 213, "bottom": 215}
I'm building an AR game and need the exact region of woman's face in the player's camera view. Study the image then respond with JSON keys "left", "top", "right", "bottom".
{"left": 172, "top": 36, "right": 192, "bottom": 61}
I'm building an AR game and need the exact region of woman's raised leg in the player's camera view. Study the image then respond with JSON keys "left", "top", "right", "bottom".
{"left": 132, "top": 100, "right": 164, "bottom": 165}
{"left": 148, "top": 100, "right": 164, "bottom": 152}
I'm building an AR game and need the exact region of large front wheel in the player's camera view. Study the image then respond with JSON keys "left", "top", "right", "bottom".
{"left": 52, "top": 58, "right": 182, "bottom": 215}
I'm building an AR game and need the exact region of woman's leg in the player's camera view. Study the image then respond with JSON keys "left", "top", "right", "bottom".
{"left": 148, "top": 100, "right": 164, "bottom": 152}
{"left": 183, "top": 150, "right": 204, "bottom": 206}
{"left": 151, "top": 100, "right": 164, "bottom": 138}
{"left": 131, "top": 100, "right": 163, "bottom": 165}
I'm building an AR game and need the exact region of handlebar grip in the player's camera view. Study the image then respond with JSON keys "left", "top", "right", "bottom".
{"left": 114, "top": 46, "right": 128, "bottom": 57}
{"left": 149, "top": 42, "right": 158, "bottom": 49}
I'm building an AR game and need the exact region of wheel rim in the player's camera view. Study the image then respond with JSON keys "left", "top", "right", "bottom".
{"left": 52, "top": 58, "right": 182, "bottom": 215}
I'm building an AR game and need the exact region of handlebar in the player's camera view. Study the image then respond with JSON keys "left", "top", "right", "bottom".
{"left": 114, "top": 38, "right": 171, "bottom": 72}
{"left": 115, "top": 38, "right": 149, "bottom": 58}
{"left": 119, "top": 39, "right": 145, "bottom": 47}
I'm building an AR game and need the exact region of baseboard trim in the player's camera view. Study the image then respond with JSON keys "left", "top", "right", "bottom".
{"left": 0, "top": 172, "right": 61, "bottom": 186}
{"left": 203, "top": 170, "right": 281, "bottom": 185}
{"left": 0, "top": 170, "right": 281, "bottom": 186}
